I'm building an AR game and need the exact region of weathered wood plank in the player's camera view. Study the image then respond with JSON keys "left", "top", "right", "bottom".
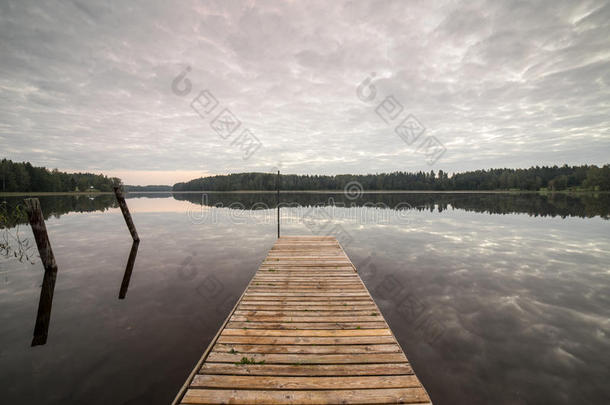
{"left": 216, "top": 335, "right": 398, "bottom": 345}
{"left": 249, "top": 283, "right": 363, "bottom": 286}
{"left": 221, "top": 328, "right": 392, "bottom": 337}
{"left": 199, "top": 362, "right": 414, "bottom": 376}
{"left": 239, "top": 300, "right": 375, "bottom": 305}
{"left": 213, "top": 343, "right": 402, "bottom": 354}
{"left": 181, "top": 387, "right": 431, "bottom": 404}
{"left": 247, "top": 287, "right": 365, "bottom": 291}
{"left": 249, "top": 283, "right": 362, "bottom": 288}
{"left": 226, "top": 321, "right": 389, "bottom": 330}
{"left": 231, "top": 315, "right": 384, "bottom": 322}
{"left": 234, "top": 310, "right": 381, "bottom": 316}
{"left": 237, "top": 305, "right": 378, "bottom": 311}
{"left": 239, "top": 297, "right": 373, "bottom": 302}
{"left": 205, "top": 352, "right": 407, "bottom": 364}
{"left": 244, "top": 292, "right": 370, "bottom": 297}
{"left": 191, "top": 375, "right": 422, "bottom": 389}
{"left": 251, "top": 278, "right": 361, "bottom": 281}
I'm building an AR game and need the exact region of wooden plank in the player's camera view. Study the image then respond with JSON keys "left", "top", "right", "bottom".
{"left": 231, "top": 315, "right": 384, "bottom": 322}
{"left": 199, "top": 362, "right": 414, "bottom": 376}
{"left": 250, "top": 284, "right": 363, "bottom": 287}
{"left": 239, "top": 299, "right": 374, "bottom": 304}
{"left": 257, "top": 270, "right": 356, "bottom": 274}
{"left": 191, "top": 375, "right": 422, "bottom": 389}
{"left": 255, "top": 274, "right": 356, "bottom": 277}
{"left": 216, "top": 335, "right": 398, "bottom": 345}
{"left": 260, "top": 264, "right": 353, "bottom": 266}
{"left": 181, "top": 388, "right": 431, "bottom": 404}
{"left": 249, "top": 283, "right": 364, "bottom": 286}
{"left": 250, "top": 279, "right": 361, "bottom": 283}
{"left": 226, "top": 322, "right": 389, "bottom": 330}
{"left": 251, "top": 279, "right": 361, "bottom": 282}
{"left": 239, "top": 297, "right": 373, "bottom": 302}
{"left": 213, "top": 343, "right": 402, "bottom": 354}
{"left": 247, "top": 282, "right": 366, "bottom": 287}
{"left": 173, "top": 236, "right": 432, "bottom": 405}
{"left": 221, "top": 328, "right": 392, "bottom": 337}
{"left": 237, "top": 305, "right": 378, "bottom": 311}
{"left": 205, "top": 352, "right": 407, "bottom": 364}
{"left": 244, "top": 292, "right": 370, "bottom": 297}
{"left": 252, "top": 281, "right": 361, "bottom": 284}
{"left": 247, "top": 287, "right": 365, "bottom": 291}
{"left": 255, "top": 275, "right": 355, "bottom": 277}
{"left": 234, "top": 310, "right": 381, "bottom": 316}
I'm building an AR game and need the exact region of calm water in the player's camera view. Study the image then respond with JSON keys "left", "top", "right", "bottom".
{"left": 1, "top": 192, "right": 609, "bottom": 404}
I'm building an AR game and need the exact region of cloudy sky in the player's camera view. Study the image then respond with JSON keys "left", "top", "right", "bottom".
{"left": 1, "top": 0, "right": 609, "bottom": 185}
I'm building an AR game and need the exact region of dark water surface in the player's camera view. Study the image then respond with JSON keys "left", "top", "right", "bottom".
{"left": 1, "top": 192, "right": 609, "bottom": 404}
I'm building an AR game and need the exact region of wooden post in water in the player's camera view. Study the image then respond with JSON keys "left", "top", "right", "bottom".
{"left": 24, "top": 198, "right": 58, "bottom": 346}
{"left": 113, "top": 186, "right": 139, "bottom": 242}
{"left": 276, "top": 170, "right": 280, "bottom": 238}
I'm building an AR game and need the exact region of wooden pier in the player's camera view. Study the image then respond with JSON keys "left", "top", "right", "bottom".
{"left": 173, "top": 236, "right": 432, "bottom": 404}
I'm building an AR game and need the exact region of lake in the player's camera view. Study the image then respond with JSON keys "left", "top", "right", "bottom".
{"left": 1, "top": 192, "right": 609, "bottom": 404}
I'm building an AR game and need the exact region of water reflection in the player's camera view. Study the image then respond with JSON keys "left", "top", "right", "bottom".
{"left": 1, "top": 194, "right": 117, "bottom": 227}
{"left": 1, "top": 192, "right": 608, "bottom": 405}
{"left": 30, "top": 238, "right": 140, "bottom": 346}
{"left": 1, "top": 192, "right": 609, "bottom": 229}
{"left": 175, "top": 192, "right": 610, "bottom": 219}
{"left": 31, "top": 263, "right": 57, "bottom": 347}
{"left": 118, "top": 240, "right": 140, "bottom": 299}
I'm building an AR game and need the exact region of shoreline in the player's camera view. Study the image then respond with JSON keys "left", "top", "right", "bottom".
{"left": 1, "top": 190, "right": 607, "bottom": 197}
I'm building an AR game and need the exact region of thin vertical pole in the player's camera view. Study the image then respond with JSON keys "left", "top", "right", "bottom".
{"left": 113, "top": 186, "right": 140, "bottom": 242}
{"left": 277, "top": 170, "right": 280, "bottom": 239}
{"left": 24, "top": 198, "right": 58, "bottom": 346}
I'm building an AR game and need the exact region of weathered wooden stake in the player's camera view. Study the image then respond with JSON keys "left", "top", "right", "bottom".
{"left": 119, "top": 240, "right": 140, "bottom": 299}
{"left": 113, "top": 186, "right": 140, "bottom": 242}
{"left": 276, "top": 170, "right": 280, "bottom": 238}
{"left": 24, "top": 198, "right": 58, "bottom": 346}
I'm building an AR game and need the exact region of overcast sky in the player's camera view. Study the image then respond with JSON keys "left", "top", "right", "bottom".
{"left": 1, "top": 0, "right": 609, "bottom": 185}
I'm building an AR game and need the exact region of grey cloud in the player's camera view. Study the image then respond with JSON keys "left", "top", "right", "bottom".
{"left": 0, "top": 0, "right": 608, "bottom": 183}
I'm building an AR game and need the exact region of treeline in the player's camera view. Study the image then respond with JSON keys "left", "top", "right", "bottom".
{"left": 124, "top": 185, "right": 172, "bottom": 192}
{"left": 173, "top": 165, "right": 610, "bottom": 192}
{"left": 0, "top": 159, "right": 120, "bottom": 192}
